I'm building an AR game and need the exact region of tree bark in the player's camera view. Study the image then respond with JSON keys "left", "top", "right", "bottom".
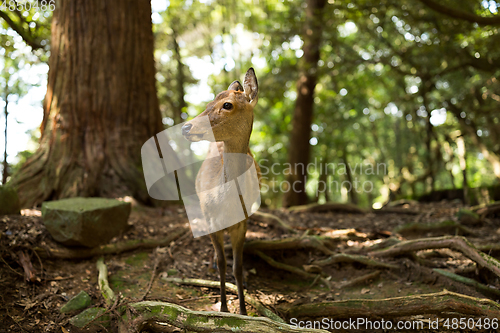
{"left": 282, "top": 0, "right": 326, "bottom": 207}
{"left": 9, "top": 0, "right": 165, "bottom": 207}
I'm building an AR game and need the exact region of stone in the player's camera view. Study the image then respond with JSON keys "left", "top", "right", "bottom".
{"left": 456, "top": 209, "right": 481, "bottom": 226}
{"left": 69, "top": 307, "right": 109, "bottom": 328}
{"left": 0, "top": 186, "right": 21, "bottom": 215}
{"left": 42, "top": 197, "right": 131, "bottom": 247}
{"left": 60, "top": 290, "right": 92, "bottom": 313}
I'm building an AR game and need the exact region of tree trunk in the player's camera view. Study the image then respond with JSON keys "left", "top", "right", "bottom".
{"left": 2, "top": 92, "right": 8, "bottom": 185}
{"left": 282, "top": 0, "right": 326, "bottom": 208}
{"left": 9, "top": 0, "right": 164, "bottom": 207}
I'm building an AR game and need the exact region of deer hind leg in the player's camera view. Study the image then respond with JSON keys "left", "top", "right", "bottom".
{"left": 229, "top": 220, "right": 247, "bottom": 315}
{"left": 210, "top": 231, "right": 228, "bottom": 312}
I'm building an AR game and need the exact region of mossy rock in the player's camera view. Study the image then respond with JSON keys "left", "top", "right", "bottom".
{"left": 60, "top": 290, "right": 92, "bottom": 313}
{"left": 42, "top": 197, "right": 131, "bottom": 248}
{"left": 69, "top": 307, "right": 110, "bottom": 328}
{"left": 0, "top": 186, "right": 20, "bottom": 215}
{"left": 456, "top": 209, "right": 481, "bottom": 226}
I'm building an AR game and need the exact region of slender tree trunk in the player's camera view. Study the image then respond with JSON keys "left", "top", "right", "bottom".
{"left": 171, "top": 26, "right": 187, "bottom": 124}
{"left": 282, "top": 0, "right": 326, "bottom": 207}
{"left": 342, "top": 149, "right": 358, "bottom": 205}
{"left": 10, "top": 0, "right": 166, "bottom": 207}
{"left": 2, "top": 92, "right": 8, "bottom": 185}
{"left": 455, "top": 134, "right": 469, "bottom": 205}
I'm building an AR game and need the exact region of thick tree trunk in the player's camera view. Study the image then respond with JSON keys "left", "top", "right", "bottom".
{"left": 282, "top": 0, "right": 326, "bottom": 208}
{"left": 10, "top": 0, "right": 164, "bottom": 207}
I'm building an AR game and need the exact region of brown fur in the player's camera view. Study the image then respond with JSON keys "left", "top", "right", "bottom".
{"left": 182, "top": 68, "right": 259, "bottom": 315}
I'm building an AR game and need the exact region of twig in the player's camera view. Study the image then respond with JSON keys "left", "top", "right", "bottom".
{"left": 162, "top": 276, "right": 285, "bottom": 323}
{"left": 0, "top": 256, "right": 23, "bottom": 277}
{"left": 338, "top": 270, "right": 381, "bottom": 289}
{"left": 140, "top": 248, "right": 161, "bottom": 301}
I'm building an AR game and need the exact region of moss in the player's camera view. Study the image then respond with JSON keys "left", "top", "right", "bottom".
{"left": 125, "top": 252, "right": 149, "bottom": 266}
{"left": 69, "top": 307, "right": 109, "bottom": 328}
{"left": 214, "top": 316, "right": 247, "bottom": 328}
{"left": 0, "top": 186, "right": 20, "bottom": 215}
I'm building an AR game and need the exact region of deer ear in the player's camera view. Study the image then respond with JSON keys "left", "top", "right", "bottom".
{"left": 228, "top": 80, "right": 243, "bottom": 92}
{"left": 243, "top": 67, "right": 258, "bottom": 106}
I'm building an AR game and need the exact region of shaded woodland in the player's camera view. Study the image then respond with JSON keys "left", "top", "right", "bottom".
{"left": 1, "top": 0, "right": 500, "bottom": 332}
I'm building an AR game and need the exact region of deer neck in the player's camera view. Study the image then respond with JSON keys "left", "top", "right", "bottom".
{"left": 221, "top": 131, "right": 251, "bottom": 183}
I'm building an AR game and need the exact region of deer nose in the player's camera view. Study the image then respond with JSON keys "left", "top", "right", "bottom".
{"left": 182, "top": 123, "right": 192, "bottom": 136}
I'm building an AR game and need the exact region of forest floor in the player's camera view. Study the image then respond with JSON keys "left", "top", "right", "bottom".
{"left": 1, "top": 199, "right": 500, "bottom": 332}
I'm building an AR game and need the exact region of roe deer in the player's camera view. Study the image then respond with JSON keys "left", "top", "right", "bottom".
{"left": 181, "top": 68, "right": 260, "bottom": 315}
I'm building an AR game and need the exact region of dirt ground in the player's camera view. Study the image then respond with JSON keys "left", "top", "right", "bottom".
{"left": 1, "top": 200, "right": 499, "bottom": 332}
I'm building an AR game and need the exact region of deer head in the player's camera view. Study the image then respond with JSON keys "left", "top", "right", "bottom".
{"left": 182, "top": 68, "right": 258, "bottom": 152}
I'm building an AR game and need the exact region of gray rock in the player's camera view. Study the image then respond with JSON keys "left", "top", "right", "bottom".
{"left": 42, "top": 197, "right": 131, "bottom": 247}
{"left": 60, "top": 290, "right": 92, "bottom": 313}
{"left": 0, "top": 186, "right": 20, "bottom": 215}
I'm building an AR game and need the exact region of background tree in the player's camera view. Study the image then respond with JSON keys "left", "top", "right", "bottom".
{"left": 8, "top": 0, "right": 166, "bottom": 207}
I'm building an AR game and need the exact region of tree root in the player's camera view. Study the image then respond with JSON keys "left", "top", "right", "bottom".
{"left": 285, "top": 290, "right": 500, "bottom": 320}
{"left": 252, "top": 211, "right": 298, "bottom": 234}
{"left": 312, "top": 253, "right": 399, "bottom": 270}
{"left": 433, "top": 268, "right": 500, "bottom": 298}
{"left": 97, "top": 257, "right": 116, "bottom": 306}
{"left": 471, "top": 201, "right": 500, "bottom": 218}
{"left": 130, "top": 300, "right": 329, "bottom": 333}
{"left": 372, "top": 207, "right": 420, "bottom": 215}
{"left": 369, "top": 236, "right": 500, "bottom": 279}
{"left": 287, "top": 202, "right": 366, "bottom": 214}
{"left": 253, "top": 250, "right": 331, "bottom": 289}
{"left": 338, "top": 270, "right": 381, "bottom": 289}
{"left": 393, "top": 220, "right": 475, "bottom": 237}
{"left": 244, "top": 236, "right": 334, "bottom": 256}
{"left": 161, "top": 276, "right": 285, "bottom": 323}
{"left": 34, "top": 227, "right": 188, "bottom": 259}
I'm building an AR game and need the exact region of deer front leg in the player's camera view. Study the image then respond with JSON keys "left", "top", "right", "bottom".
{"left": 210, "top": 231, "right": 228, "bottom": 312}
{"left": 230, "top": 220, "right": 247, "bottom": 315}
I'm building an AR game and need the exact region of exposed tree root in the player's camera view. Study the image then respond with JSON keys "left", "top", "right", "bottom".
{"left": 130, "top": 301, "right": 329, "bottom": 333}
{"left": 369, "top": 236, "right": 500, "bottom": 279}
{"left": 372, "top": 207, "right": 420, "bottom": 215}
{"left": 34, "top": 227, "right": 188, "bottom": 259}
{"left": 97, "top": 257, "right": 116, "bottom": 306}
{"left": 287, "top": 202, "right": 366, "bottom": 214}
{"left": 471, "top": 201, "right": 500, "bottom": 218}
{"left": 285, "top": 290, "right": 500, "bottom": 320}
{"left": 433, "top": 268, "right": 500, "bottom": 298}
{"left": 338, "top": 270, "right": 381, "bottom": 289}
{"left": 252, "top": 211, "right": 298, "bottom": 234}
{"left": 393, "top": 220, "right": 475, "bottom": 237}
{"left": 244, "top": 236, "right": 335, "bottom": 256}
{"left": 253, "top": 250, "right": 331, "bottom": 289}
{"left": 312, "top": 253, "right": 399, "bottom": 270}
{"left": 161, "top": 276, "right": 285, "bottom": 323}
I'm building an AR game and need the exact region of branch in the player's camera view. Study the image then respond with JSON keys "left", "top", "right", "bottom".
{"left": 162, "top": 276, "right": 285, "bottom": 323}
{"left": 0, "top": 10, "right": 44, "bottom": 49}
{"left": 417, "top": 0, "right": 500, "bottom": 26}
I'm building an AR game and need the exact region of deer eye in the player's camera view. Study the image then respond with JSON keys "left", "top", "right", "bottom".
{"left": 222, "top": 102, "right": 233, "bottom": 110}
